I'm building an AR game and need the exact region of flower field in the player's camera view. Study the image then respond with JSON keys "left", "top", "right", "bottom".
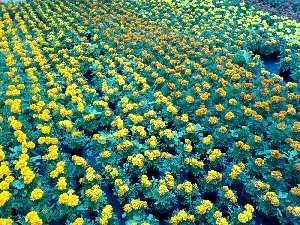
{"left": 0, "top": 0, "right": 300, "bottom": 224}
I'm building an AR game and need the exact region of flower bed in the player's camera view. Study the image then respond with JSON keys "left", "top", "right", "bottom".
{"left": 242, "top": 0, "right": 300, "bottom": 22}
{"left": 0, "top": 0, "right": 300, "bottom": 224}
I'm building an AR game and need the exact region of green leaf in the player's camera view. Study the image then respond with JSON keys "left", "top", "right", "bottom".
{"left": 242, "top": 50, "right": 252, "bottom": 63}
{"left": 12, "top": 180, "right": 25, "bottom": 190}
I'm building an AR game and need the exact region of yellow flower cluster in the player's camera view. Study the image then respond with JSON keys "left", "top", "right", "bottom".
{"left": 251, "top": 180, "right": 270, "bottom": 190}
{"left": 86, "top": 167, "right": 97, "bottom": 181}
{"left": 235, "top": 141, "right": 250, "bottom": 151}
{"left": 116, "top": 140, "right": 133, "bottom": 151}
{"left": 177, "top": 181, "right": 197, "bottom": 195}
{"left": 286, "top": 206, "right": 300, "bottom": 217}
{"left": 0, "top": 161, "right": 14, "bottom": 191}
{"left": 123, "top": 199, "right": 147, "bottom": 213}
{"left": 20, "top": 166, "right": 35, "bottom": 184}
{"left": 117, "top": 184, "right": 129, "bottom": 197}
{"left": 36, "top": 109, "right": 51, "bottom": 122}
{"left": 104, "top": 165, "right": 119, "bottom": 178}
{"left": 146, "top": 136, "right": 157, "bottom": 148}
{"left": 83, "top": 113, "right": 95, "bottom": 121}
{"left": 59, "top": 107, "right": 73, "bottom": 117}
{"left": 222, "top": 186, "right": 237, "bottom": 203}
{"left": 167, "top": 104, "right": 178, "bottom": 115}
{"left": 42, "top": 145, "right": 59, "bottom": 160}
{"left": 158, "top": 184, "right": 169, "bottom": 195}
{"left": 58, "top": 190, "right": 79, "bottom": 207}
{"left": 140, "top": 175, "right": 151, "bottom": 187}
{"left": 112, "top": 128, "right": 129, "bottom": 139}
{"left": 213, "top": 211, "right": 229, "bottom": 225}
{"left": 72, "top": 155, "right": 88, "bottom": 168}
{"left": 262, "top": 192, "right": 280, "bottom": 206}
{"left": 121, "top": 97, "right": 138, "bottom": 113}
{"left": 8, "top": 117, "right": 22, "bottom": 130}
{"left": 202, "top": 135, "right": 213, "bottom": 145}
{"left": 25, "top": 211, "right": 43, "bottom": 225}
{"left": 13, "top": 130, "right": 27, "bottom": 143}
{"left": 128, "top": 113, "right": 143, "bottom": 124}
{"left": 37, "top": 137, "right": 58, "bottom": 145}
{"left": 164, "top": 172, "right": 175, "bottom": 189}
{"left": 144, "top": 150, "right": 160, "bottom": 160}
{"left": 180, "top": 114, "right": 189, "bottom": 122}
{"left": 131, "top": 126, "right": 147, "bottom": 138}
{"left": 184, "top": 139, "right": 193, "bottom": 152}
{"left": 85, "top": 184, "right": 102, "bottom": 202}
{"left": 186, "top": 123, "right": 196, "bottom": 133}
{"left": 110, "top": 116, "right": 124, "bottom": 130}
{"left": 286, "top": 138, "right": 300, "bottom": 152}
{"left": 185, "top": 158, "right": 205, "bottom": 168}
{"left": 170, "top": 210, "right": 195, "bottom": 225}
{"left": 127, "top": 154, "right": 144, "bottom": 168}
{"left": 144, "top": 110, "right": 156, "bottom": 118}
{"left": 5, "top": 99, "right": 21, "bottom": 113}
{"left": 150, "top": 118, "right": 166, "bottom": 130}
{"left": 229, "top": 163, "right": 245, "bottom": 179}
{"left": 58, "top": 120, "right": 73, "bottom": 132}
{"left": 159, "top": 129, "right": 175, "bottom": 139}
{"left": 196, "top": 200, "right": 213, "bottom": 214}
{"left": 50, "top": 161, "right": 65, "bottom": 178}
{"left": 205, "top": 170, "right": 222, "bottom": 183}
{"left": 99, "top": 205, "right": 113, "bottom": 225}
{"left": 208, "top": 149, "right": 223, "bottom": 161}
{"left": 291, "top": 187, "right": 300, "bottom": 196}
{"left": 237, "top": 204, "right": 255, "bottom": 223}
{"left": 195, "top": 105, "right": 207, "bottom": 116}
{"left": 100, "top": 150, "right": 111, "bottom": 158}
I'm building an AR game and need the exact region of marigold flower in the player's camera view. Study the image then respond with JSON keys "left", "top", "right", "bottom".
{"left": 30, "top": 188, "right": 44, "bottom": 201}
{"left": 25, "top": 211, "right": 43, "bottom": 225}
{"left": 224, "top": 112, "right": 234, "bottom": 120}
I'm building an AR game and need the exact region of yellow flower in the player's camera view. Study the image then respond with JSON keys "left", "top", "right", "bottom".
{"left": 0, "top": 191, "right": 12, "bottom": 207}
{"left": 85, "top": 184, "right": 102, "bottom": 202}
{"left": 0, "top": 218, "right": 13, "bottom": 225}
{"left": 255, "top": 158, "right": 264, "bottom": 166}
{"left": 123, "top": 204, "right": 132, "bottom": 213}
{"left": 99, "top": 205, "right": 113, "bottom": 225}
{"left": 293, "top": 122, "right": 300, "bottom": 132}
{"left": 0, "top": 146, "right": 5, "bottom": 161}
{"left": 271, "top": 171, "right": 282, "bottom": 180}
{"left": 70, "top": 218, "right": 84, "bottom": 225}
{"left": 202, "top": 135, "right": 213, "bottom": 145}
{"left": 158, "top": 184, "right": 168, "bottom": 195}
{"left": 58, "top": 190, "right": 79, "bottom": 207}
{"left": 205, "top": 170, "right": 222, "bottom": 183}
{"left": 208, "top": 116, "right": 219, "bottom": 124}
{"left": 224, "top": 112, "right": 234, "bottom": 120}
{"left": 219, "top": 126, "right": 227, "bottom": 133}
{"left": 117, "top": 184, "right": 129, "bottom": 196}
{"left": 56, "top": 177, "right": 67, "bottom": 190}
{"left": 186, "top": 95, "right": 194, "bottom": 103}
{"left": 196, "top": 200, "right": 213, "bottom": 214}
{"left": 30, "top": 188, "right": 44, "bottom": 201}
{"left": 237, "top": 211, "right": 253, "bottom": 223}
{"left": 25, "top": 211, "right": 43, "bottom": 225}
